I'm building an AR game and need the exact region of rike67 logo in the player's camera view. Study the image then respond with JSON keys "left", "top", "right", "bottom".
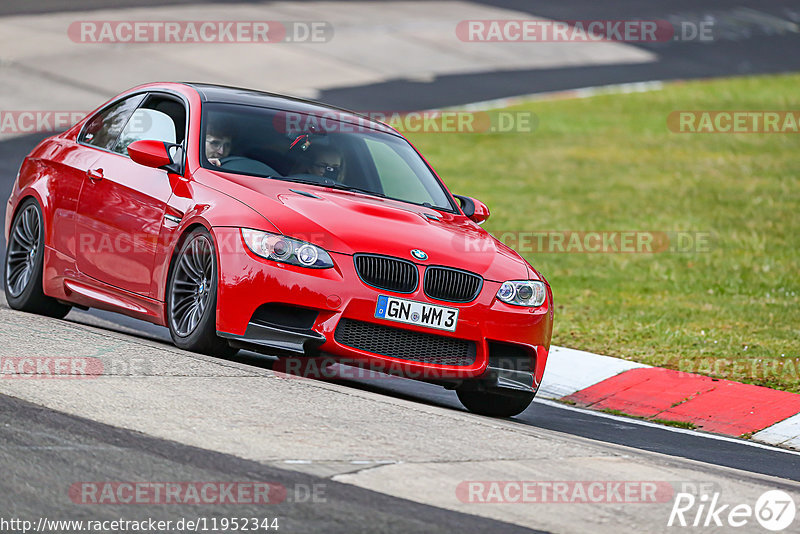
{"left": 668, "top": 489, "right": 796, "bottom": 531}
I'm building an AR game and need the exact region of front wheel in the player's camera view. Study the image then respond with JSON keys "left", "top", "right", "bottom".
{"left": 166, "top": 228, "right": 238, "bottom": 357}
{"left": 4, "top": 198, "right": 71, "bottom": 318}
{"left": 456, "top": 388, "right": 534, "bottom": 418}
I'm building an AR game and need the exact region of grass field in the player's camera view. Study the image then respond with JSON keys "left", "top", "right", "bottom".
{"left": 406, "top": 74, "right": 800, "bottom": 392}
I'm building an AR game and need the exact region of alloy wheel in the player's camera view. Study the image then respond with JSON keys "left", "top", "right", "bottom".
{"left": 169, "top": 235, "right": 213, "bottom": 337}
{"left": 6, "top": 205, "right": 41, "bottom": 298}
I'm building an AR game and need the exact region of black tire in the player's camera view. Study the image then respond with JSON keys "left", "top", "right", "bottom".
{"left": 4, "top": 198, "right": 71, "bottom": 319}
{"left": 456, "top": 388, "right": 535, "bottom": 418}
{"left": 166, "top": 227, "right": 238, "bottom": 357}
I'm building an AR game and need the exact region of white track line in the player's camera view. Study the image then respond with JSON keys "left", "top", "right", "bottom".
{"left": 533, "top": 398, "right": 800, "bottom": 456}
{"left": 436, "top": 80, "right": 665, "bottom": 112}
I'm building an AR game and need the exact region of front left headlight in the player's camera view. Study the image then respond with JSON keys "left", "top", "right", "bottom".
{"left": 241, "top": 228, "right": 334, "bottom": 269}
{"left": 496, "top": 280, "right": 546, "bottom": 307}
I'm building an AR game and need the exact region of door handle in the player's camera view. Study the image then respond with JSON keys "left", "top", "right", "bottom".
{"left": 87, "top": 168, "right": 104, "bottom": 181}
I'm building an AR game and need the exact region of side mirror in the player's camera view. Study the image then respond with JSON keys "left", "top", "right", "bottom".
{"left": 128, "top": 140, "right": 180, "bottom": 173}
{"left": 453, "top": 194, "right": 490, "bottom": 225}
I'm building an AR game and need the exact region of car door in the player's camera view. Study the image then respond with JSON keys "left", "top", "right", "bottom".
{"left": 75, "top": 93, "right": 185, "bottom": 297}
{"left": 52, "top": 94, "right": 146, "bottom": 259}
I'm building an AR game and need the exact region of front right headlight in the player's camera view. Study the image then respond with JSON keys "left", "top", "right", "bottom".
{"left": 496, "top": 280, "right": 546, "bottom": 307}
{"left": 241, "top": 228, "right": 334, "bottom": 269}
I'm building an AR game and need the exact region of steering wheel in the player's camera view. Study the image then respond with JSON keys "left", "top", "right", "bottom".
{"left": 217, "top": 156, "right": 279, "bottom": 176}
{"left": 218, "top": 156, "right": 252, "bottom": 167}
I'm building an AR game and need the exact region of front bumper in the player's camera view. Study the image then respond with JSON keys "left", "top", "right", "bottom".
{"left": 213, "top": 227, "right": 553, "bottom": 388}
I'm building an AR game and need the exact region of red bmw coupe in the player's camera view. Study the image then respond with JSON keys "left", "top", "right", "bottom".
{"left": 4, "top": 83, "right": 553, "bottom": 417}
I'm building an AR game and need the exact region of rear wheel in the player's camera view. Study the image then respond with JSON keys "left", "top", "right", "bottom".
{"left": 4, "top": 198, "right": 71, "bottom": 318}
{"left": 456, "top": 388, "right": 534, "bottom": 417}
{"left": 166, "top": 228, "right": 237, "bottom": 357}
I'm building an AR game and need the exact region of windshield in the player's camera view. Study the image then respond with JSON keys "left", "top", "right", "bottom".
{"left": 200, "top": 103, "right": 455, "bottom": 211}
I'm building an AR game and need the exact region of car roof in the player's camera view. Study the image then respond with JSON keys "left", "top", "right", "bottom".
{"left": 184, "top": 82, "right": 397, "bottom": 135}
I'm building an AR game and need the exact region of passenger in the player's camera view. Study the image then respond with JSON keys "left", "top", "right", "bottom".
{"left": 295, "top": 144, "right": 343, "bottom": 180}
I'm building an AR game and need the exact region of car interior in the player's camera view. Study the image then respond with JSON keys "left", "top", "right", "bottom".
{"left": 205, "top": 108, "right": 386, "bottom": 195}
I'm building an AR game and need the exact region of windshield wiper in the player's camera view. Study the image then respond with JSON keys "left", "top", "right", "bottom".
{"left": 270, "top": 176, "right": 386, "bottom": 199}
{"left": 273, "top": 177, "right": 324, "bottom": 186}
{"left": 324, "top": 182, "right": 386, "bottom": 198}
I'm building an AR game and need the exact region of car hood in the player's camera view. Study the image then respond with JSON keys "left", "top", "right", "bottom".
{"left": 203, "top": 172, "right": 531, "bottom": 281}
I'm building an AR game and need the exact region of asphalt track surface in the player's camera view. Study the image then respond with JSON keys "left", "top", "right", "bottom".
{"left": 0, "top": 394, "right": 541, "bottom": 534}
{"left": 321, "top": 0, "right": 800, "bottom": 110}
{"left": 1, "top": 0, "right": 800, "bottom": 526}
{"left": 3, "top": 1, "right": 800, "bottom": 110}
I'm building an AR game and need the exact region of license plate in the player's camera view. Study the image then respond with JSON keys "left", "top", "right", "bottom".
{"left": 375, "top": 295, "right": 459, "bottom": 332}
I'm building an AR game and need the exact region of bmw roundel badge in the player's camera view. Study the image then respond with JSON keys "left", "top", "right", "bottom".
{"left": 411, "top": 249, "right": 428, "bottom": 261}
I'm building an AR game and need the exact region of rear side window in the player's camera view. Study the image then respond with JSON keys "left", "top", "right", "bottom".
{"left": 79, "top": 94, "right": 145, "bottom": 150}
{"left": 111, "top": 94, "right": 187, "bottom": 155}
{"left": 112, "top": 109, "right": 177, "bottom": 155}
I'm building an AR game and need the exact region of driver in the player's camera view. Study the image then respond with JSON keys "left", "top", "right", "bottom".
{"left": 205, "top": 120, "right": 233, "bottom": 167}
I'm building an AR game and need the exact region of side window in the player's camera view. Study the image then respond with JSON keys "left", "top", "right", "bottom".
{"left": 79, "top": 94, "right": 145, "bottom": 150}
{"left": 112, "top": 95, "right": 186, "bottom": 156}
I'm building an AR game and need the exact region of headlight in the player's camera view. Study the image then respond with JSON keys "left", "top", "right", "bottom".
{"left": 241, "top": 229, "right": 334, "bottom": 269}
{"left": 496, "top": 280, "right": 546, "bottom": 307}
